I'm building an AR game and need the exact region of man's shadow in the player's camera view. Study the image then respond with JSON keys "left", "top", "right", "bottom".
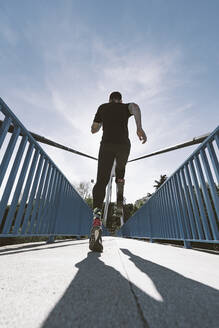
{"left": 42, "top": 249, "right": 219, "bottom": 328}
{"left": 42, "top": 251, "right": 146, "bottom": 328}
{"left": 120, "top": 249, "right": 219, "bottom": 328}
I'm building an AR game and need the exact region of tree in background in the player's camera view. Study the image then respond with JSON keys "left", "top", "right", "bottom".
{"left": 73, "top": 174, "right": 169, "bottom": 218}
{"left": 72, "top": 181, "right": 93, "bottom": 208}
{"left": 131, "top": 174, "right": 168, "bottom": 216}
{"left": 74, "top": 181, "right": 91, "bottom": 199}
{"left": 123, "top": 203, "right": 138, "bottom": 222}
{"left": 153, "top": 174, "right": 168, "bottom": 190}
{"left": 134, "top": 192, "right": 153, "bottom": 209}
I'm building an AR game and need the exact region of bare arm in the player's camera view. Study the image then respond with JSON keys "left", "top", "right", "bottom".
{"left": 128, "top": 103, "right": 147, "bottom": 144}
{"left": 91, "top": 122, "right": 102, "bottom": 134}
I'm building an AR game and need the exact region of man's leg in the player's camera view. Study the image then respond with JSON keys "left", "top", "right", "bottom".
{"left": 92, "top": 143, "right": 115, "bottom": 210}
{"left": 115, "top": 144, "right": 131, "bottom": 213}
{"left": 89, "top": 143, "right": 115, "bottom": 252}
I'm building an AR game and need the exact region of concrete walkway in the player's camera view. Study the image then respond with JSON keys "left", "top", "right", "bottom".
{"left": 0, "top": 237, "right": 219, "bottom": 328}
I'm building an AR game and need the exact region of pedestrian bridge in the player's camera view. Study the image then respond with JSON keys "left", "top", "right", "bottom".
{"left": 0, "top": 98, "right": 219, "bottom": 327}
{"left": 1, "top": 237, "right": 219, "bottom": 328}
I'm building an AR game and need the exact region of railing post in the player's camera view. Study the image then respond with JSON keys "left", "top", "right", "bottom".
{"left": 184, "top": 240, "right": 191, "bottom": 249}
{"left": 46, "top": 173, "right": 63, "bottom": 244}
{"left": 47, "top": 235, "right": 55, "bottom": 244}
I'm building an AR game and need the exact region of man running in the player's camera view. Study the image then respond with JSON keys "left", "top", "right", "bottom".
{"left": 89, "top": 91, "right": 147, "bottom": 252}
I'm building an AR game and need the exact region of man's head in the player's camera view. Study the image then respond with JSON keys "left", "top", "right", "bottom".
{"left": 109, "top": 91, "right": 122, "bottom": 103}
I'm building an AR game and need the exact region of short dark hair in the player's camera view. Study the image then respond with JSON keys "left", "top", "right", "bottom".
{"left": 109, "top": 91, "right": 122, "bottom": 102}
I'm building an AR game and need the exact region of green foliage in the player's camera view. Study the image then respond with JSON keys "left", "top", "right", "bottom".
{"left": 73, "top": 181, "right": 92, "bottom": 199}
{"left": 124, "top": 203, "right": 138, "bottom": 222}
{"left": 72, "top": 181, "right": 93, "bottom": 209}
{"left": 132, "top": 174, "right": 168, "bottom": 215}
{"left": 153, "top": 174, "right": 168, "bottom": 190}
{"left": 85, "top": 197, "right": 93, "bottom": 209}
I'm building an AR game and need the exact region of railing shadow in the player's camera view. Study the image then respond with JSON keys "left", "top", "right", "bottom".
{"left": 41, "top": 249, "right": 219, "bottom": 328}
{"left": 125, "top": 238, "right": 219, "bottom": 256}
{"left": 0, "top": 239, "right": 88, "bottom": 256}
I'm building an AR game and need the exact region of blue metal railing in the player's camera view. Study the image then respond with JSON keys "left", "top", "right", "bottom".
{"left": 1, "top": 96, "right": 218, "bottom": 248}
{"left": 0, "top": 98, "right": 93, "bottom": 240}
{"left": 120, "top": 126, "right": 219, "bottom": 248}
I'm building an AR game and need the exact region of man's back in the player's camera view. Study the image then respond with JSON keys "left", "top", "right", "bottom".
{"left": 94, "top": 102, "right": 132, "bottom": 145}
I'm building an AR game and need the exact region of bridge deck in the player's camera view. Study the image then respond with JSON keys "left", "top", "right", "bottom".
{"left": 0, "top": 237, "right": 218, "bottom": 328}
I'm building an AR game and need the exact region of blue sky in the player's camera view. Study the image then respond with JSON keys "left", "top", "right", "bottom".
{"left": 0, "top": 0, "right": 219, "bottom": 203}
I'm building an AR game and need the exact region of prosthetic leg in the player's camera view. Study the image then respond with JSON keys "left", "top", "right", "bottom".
{"left": 109, "top": 178, "right": 125, "bottom": 235}
{"left": 116, "top": 178, "right": 125, "bottom": 216}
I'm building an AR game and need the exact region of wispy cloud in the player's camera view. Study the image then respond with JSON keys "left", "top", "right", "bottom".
{"left": 0, "top": 25, "right": 18, "bottom": 46}
{"left": 0, "top": 8, "right": 204, "bottom": 202}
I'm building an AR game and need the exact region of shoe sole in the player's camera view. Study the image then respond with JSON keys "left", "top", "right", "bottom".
{"left": 89, "top": 227, "right": 103, "bottom": 252}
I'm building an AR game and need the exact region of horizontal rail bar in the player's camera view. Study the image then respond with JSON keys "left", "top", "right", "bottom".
{"left": 0, "top": 119, "right": 97, "bottom": 161}
{"left": 0, "top": 117, "right": 212, "bottom": 164}
{"left": 129, "top": 133, "right": 210, "bottom": 162}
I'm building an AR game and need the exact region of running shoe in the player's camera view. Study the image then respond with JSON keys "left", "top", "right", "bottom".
{"left": 89, "top": 208, "right": 103, "bottom": 252}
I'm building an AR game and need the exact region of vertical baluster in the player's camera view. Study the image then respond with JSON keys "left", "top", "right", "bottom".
{"left": 153, "top": 193, "right": 158, "bottom": 237}
{"left": 194, "top": 154, "right": 219, "bottom": 240}
{"left": 35, "top": 163, "right": 53, "bottom": 234}
{"left": 143, "top": 207, "right": 148, "bottom": 237}
{"left": 0, "top": 135, "right": 28, "bottom": 227}
{"left": 164, "top": 185, "right": 172, "bottom": 239}
{"left": 162, "top": 183, "right": 172, "bottom": 238}
{"left": 215, "top": 133, "right": 219, "bottom": 149}
{"left": 0, "top": 116, "right": 12, "bottom": 150}
{"left": 176, "top": 170, "right": 191, "bottom": 239}
{"left": 51, "top": 175, "right": 64, "bottom": 235}
{"left": 54, "top": 178, "right": 67, "bottom": 234}
{"left": 12, "top": 149, "right": 40, "bottom": 234}
{"left": 167, "top": 179, "right": 180, "bottom": 238}
{"left": 0, "top": 125, "right": 20, "bottom": 188}
{"left": 160, "top": 190, "right": 167, "bottom": 238}
{"left": 29, "top": 159, "right": 49, "bottom": 234}
{"left": 154, "top": 193, "right": 159, "bottom": 237}
{"left": 148, "top": 201, "right": 153, "bottom": 240}
{"left": 200, "top": 147, "right": 219, "bottom": 220}
{"left": 2, "top": 143, "right": 34, "bottom": 234}
{"left": 166, "top": 181, "right": 178, "bottom": 238}
{"left": 171, "top": 176, "right": 186, "bottom": 240}
{"left": 184, "top": 163, "right": 204, "bottom": 239}
{"left": 189, "top": 160, "right": 211, "bottom": 240}
{"left": 160, "top": 193, "right": 164, "bottom": 238}
{"left": 40, "top": 167, "right": 56, "bottom": 234}
{"left": 45, "top": 170, "right": 60, "bottom": 235}
{"left": 180, "top": 166, "right": 198, "bottom": 239}
{"left": 158, "top": 193, "right": 162, "bottom": 237}
{"left": 207, "top": 141, "right": 219, "bottom": 185}
{"left": 21, "top": 154, "right": 44, "bottom": 234}
{"left": 29, "top": 158, "right": 49, "bottom": 234}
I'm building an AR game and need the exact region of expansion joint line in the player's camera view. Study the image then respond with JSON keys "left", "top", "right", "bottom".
{"left": 117, "top": 247, "right": 150, "bottom": 328}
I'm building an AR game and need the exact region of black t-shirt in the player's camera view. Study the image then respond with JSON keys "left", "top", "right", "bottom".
{"left": 94, "top": 102, "right": 133, "bottom": 145}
